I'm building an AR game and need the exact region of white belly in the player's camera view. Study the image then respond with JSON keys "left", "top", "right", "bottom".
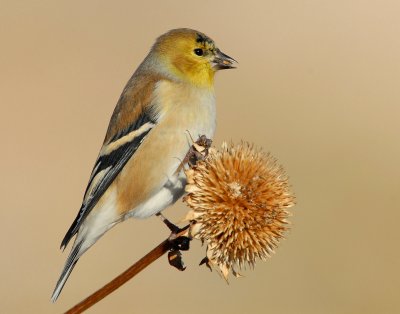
{"left": 127, "top": 170, "right": 186, "bottom": 218}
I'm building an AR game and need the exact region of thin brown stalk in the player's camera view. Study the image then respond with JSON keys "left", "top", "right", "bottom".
{"left": 64, "top": 239, "right": 170, "bottom": 314}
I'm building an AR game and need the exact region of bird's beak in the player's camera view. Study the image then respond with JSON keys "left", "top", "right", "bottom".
{"left": 212, "top": 49, "right": 237, "bottom": 70}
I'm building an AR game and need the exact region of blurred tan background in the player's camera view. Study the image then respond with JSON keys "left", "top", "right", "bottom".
{"left": 1, "top": 0, "right": 399, "bottom": 313}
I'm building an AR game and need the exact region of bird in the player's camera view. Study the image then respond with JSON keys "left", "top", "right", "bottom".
{"left": 51, "top": 28, "right": 236, "bottom": 302}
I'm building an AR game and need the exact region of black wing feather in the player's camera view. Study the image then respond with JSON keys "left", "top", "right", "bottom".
{"left": 60, "top": 110, "right": 156, "bottom": 249}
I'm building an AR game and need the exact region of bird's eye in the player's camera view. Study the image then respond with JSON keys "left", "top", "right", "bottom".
{"left": 194, "top": 48, "right": 204, "bottom": 56}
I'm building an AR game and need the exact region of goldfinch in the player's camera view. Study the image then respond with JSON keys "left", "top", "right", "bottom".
{"left": 51, "top": 28, "right": 236, "bottom": 302}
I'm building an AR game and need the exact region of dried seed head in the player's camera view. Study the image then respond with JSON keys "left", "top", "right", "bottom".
{"left": 183, "top": 142, "right": 295, "bottom": 279}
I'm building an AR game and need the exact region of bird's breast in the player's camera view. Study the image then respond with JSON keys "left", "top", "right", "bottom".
{"left": 116, "top": 80, "right": 216, "bottom": 215}
{"left": 154, "top": 80, "right": 216, "bottom": 136}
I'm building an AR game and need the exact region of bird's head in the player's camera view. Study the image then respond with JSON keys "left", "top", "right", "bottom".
{"left": 151, "top": 28, "right": 236, "bottom": 88}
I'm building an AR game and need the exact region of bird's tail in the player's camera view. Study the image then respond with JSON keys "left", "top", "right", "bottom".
{"left": 51, "top": 201, "right": 120, "bottom": 302}
{"left": 51, "top": 241, "right": 83, "bottom": 302}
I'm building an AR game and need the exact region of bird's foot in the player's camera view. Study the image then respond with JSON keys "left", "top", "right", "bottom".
{"left": 167, "top": 231, "right": 191, "bottom": 271}
{"left": 167, "top": 221, "right": 191, "bottom": 252}
{"left": 168, "top": 250, "right": 186, "bottom": 271}
{"left": 156, "top": 213, "right": 191, "bottom": 271}
{"left": 156, "top": 212, "right": 191, "bottom": 250}
{"left": 156, "top": 213, "right": 181, "bottom": 233}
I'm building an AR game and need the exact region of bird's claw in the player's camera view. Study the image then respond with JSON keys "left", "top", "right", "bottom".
{"left": 168, "top": 249, "right": 186, "bottom": 271}
{"left": 167, "top": 234, "right": 191, "bottom": 271}
{"left": 169, "top": 235, "right": 190, "bottom": 251}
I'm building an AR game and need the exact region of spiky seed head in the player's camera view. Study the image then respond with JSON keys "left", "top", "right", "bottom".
{"left": 183, "top": 142, "right": 295, "bottom": 279}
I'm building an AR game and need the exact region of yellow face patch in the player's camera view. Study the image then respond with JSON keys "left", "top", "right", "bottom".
{"left": 156, "top": 30, "right": 219, "bottom": 88}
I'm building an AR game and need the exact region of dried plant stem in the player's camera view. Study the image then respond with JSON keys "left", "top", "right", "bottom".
{"left": 64, "top": 239, "right": 170, "bottom": 314}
